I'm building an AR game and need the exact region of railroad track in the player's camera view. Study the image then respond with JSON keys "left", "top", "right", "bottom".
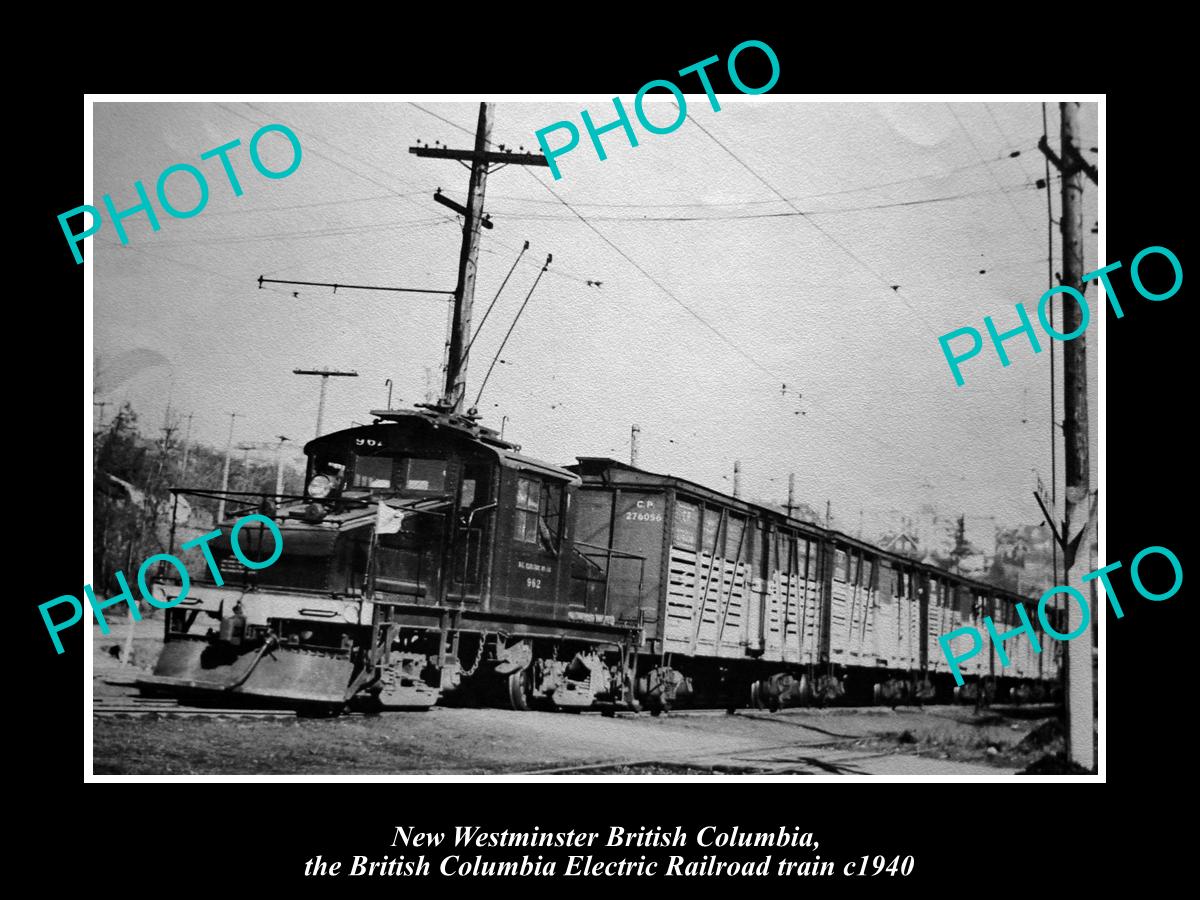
{"left": 511, "top": 735, "right": 881, "bottom": 776}
{"left": 508, "top": 705, "right": 1059, "bottom": 775}
{"left": 92, "top": 696, "right": 298, "bottom": 720}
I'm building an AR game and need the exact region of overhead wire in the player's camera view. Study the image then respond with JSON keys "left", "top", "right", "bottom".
{"left": 682, "top": 110, "right": 940, "bottom": 336}
{"left": 490, "top": 180, "right": 1044, "bottom": 223}
{"left": 945, "top": 103, "right": 1044, "bottom": 251}
{"left": 216, "top": 103, "right": 465, "bottom": 236}
{"left": 196, "top": 191, "right": 419, "bottom": 220}
{"left": 520, "top": 166, "right": 781, "bottom": 381}
{"left": 236, "top": 102, "right": 1023, "bottom": 489}
{"left": 408, "top": 101, "right": 605, "bottom": 290}
{"left": 486, "top": 146, "right": 1037, "bottom": 210}
{"left": 409, "top": 103, "right": 480, "bottom": 142}
{"left": 94, "top": 236, "right": 297, "bottom": 301}
{"left": 518, "top": 164, "right": 988, "bottom": 481}
{"left": 478, "top": 245, "right": 596, "bottom": 287}
{"left": 191, "top": 101, "right": 1039, "bottom": 503}
{"left": 983, "top": 104, "right": 1041, "bottom": 184}
{"left": 511, "top": 115, "right": 1048, "bottom": 488}
{"left": 131, "top": 216, "right": 453, "bottom": 249}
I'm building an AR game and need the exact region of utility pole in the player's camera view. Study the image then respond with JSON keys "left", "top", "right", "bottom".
{"left": 155, "top": 422, "right": 178, "bottom": 483}
{"left": 825, "top": 500, "right": 832, "bottom": 530}
{"left": 275, "top": 436, "right": 290, "bottom": 497}
{"left": 630, "top": 424, "right": 640, "bottom": 467}
{"left": 1059, "top": 102, "right": 1095, "bottom": 771}
{"left": 409, "top": 103, "right": 549, "bottom": 412}
{"left": 293, "top": 368, "right": 358, "bottom": 438}
{"left": 1039, "top": 101, "right": 1096, "bottom": 771}
{"left": 236, "top": 443, "right": 256, "bottom": 490}
{"left": 786, "top": 473, "right": 796, "bottom": 518}
{"left": 732, "top": 460, "right": 742, "bottom": 499}
{"left": 179, "top": 413, "right": 194, "bottom": 483}
{"left": 953, "top": 513, "right": 967, "bottom": 573}
{"left": 93, "top": 400, "right": 109, "bottom": 429}
{"left": 217, "top": 412, "right": 238, "bottom": 524}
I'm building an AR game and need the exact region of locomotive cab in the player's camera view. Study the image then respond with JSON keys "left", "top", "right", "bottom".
{"left": 140, "top": 407, "right": 628, "bottom": 711}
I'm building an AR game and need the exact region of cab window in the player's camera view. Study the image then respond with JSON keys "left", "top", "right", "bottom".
{"left": 399, "top": 458, "right": 447, "bottom": 491}
{"left": 515, "top": 477, "right": 542, "bottom": 544}
{"left": 348, "top": 456, "right": 448, "bottom": 493}
{"left": 514, "top": 476, "right": 563, "bottom": 553}
{"left": 351, "top": 456, "right": 393, "bottom": 489}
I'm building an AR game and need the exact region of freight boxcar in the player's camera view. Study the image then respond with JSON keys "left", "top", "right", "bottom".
{"left": 567, "top": 458, "right": 1059, "bottom": 712}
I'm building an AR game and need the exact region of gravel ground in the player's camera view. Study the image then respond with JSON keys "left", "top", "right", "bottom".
{"left": 92, "top": 619, "right": 1069, "bottom": 776}
{"left": 93, "top": 677, "right": 1058, "bottom": 776}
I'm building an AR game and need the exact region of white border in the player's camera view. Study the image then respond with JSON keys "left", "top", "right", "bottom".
{"left": 84, "top": 92, "right": 1106, "bottom": 784}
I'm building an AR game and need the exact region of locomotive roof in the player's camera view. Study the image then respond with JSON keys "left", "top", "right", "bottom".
{"left": 569, "top": 457, "right": 1031, "bottom": 603}
{"left": 306, "top": 409, "right": 581, "bottom": 485}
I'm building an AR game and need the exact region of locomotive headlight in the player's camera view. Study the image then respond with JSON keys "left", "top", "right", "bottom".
{"left": 307, "top": 474, "right": 333, "bottom": 499}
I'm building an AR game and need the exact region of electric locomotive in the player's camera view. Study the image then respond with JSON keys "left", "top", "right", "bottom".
{"left": 139, "top": 402, "right": 647, "bottom": 712}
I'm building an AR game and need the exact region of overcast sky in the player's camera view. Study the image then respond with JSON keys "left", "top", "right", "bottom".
{"left": 92, "top": 99, "right": 1099, "bottom": 529}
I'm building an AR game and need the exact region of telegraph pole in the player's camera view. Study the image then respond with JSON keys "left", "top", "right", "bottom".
{"left": 732, "top": 460, "right": 742, "bottom": 499}
{"left": 293, "top": 368, "right": 358, "bottom": 438}
{"left": 1059, "top": 101, "right": 1095, "bottom": 771}
{"left": 445, "top": 102, "right": 490, "bottom": 411}
{"left": 1039, "top": 101, "right": 1096, "bottom": 770}
{"left": 179, "top": 413, "right": 194, "bottom": 483}
{"left": 786, "top": 473, "right": 796, "bottom": 518}
{"left": 275, "top": 436, "right": 290, "bottom": 497}
{"left": 217, "top": 412, "right": 238, "bottom": 524}
{"left": 236, "top": 443, "right": 256, "bottom": 490}
{"left": 630, "top": 424, "right": 640, "bottom": 467}
{"left": 409, "top": 103, "right": 549, "bottom": 412}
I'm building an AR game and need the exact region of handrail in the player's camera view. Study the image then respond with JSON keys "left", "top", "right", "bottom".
{"left": 569, "top": 541, "right": 647, "bottom": 614}
{"left": 465, "top": 502, "right": 497, "bottom": 528}
{"left": 572, "top": 541, "right": 646, "bottom": 561}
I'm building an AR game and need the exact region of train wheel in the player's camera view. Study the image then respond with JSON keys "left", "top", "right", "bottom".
{"left": 647, "top": 693, "right": 670, "bottom": 717}
{"left": 507, "top": 668, "right": 531, "bottom": 712}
